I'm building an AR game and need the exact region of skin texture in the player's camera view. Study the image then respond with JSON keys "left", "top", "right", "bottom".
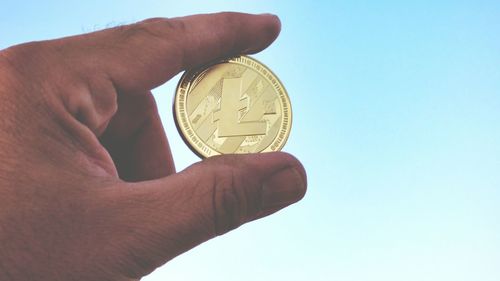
{"left": 0, "top": 12, "right": 307, "bottom": 281}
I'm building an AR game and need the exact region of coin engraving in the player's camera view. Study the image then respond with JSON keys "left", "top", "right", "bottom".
{"left": 213, "top": 77, "right": 268, "bottom": 137}
{"left": 174, "top": 56, "right": 291, "bottom": 158}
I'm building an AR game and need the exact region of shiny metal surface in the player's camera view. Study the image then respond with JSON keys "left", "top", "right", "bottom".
{"left": 174, "top": 55, "right": 292, "bottom": 158}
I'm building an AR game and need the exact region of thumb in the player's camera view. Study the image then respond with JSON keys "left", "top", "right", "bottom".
{"left": 173, "top": 152, "right": 308, "bottom": 236}
{"left": 98, "top": 152, "right": 306, "bottom": 278}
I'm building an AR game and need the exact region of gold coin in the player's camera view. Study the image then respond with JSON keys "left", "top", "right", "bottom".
{"left": 174, "top": 55, "right": 292, "bottom": 158}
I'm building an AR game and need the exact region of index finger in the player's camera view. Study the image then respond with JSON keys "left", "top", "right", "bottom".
{"left": 56, "top": 12, "right": 281, "bottom": 94}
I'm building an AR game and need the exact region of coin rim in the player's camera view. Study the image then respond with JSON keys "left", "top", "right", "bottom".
{"left": 173, "top": 55, "right": 292, "bottom": 158}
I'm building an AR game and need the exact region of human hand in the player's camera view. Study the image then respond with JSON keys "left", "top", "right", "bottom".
{"left": 0, "top": 12, "right": 306, "bottom": 281}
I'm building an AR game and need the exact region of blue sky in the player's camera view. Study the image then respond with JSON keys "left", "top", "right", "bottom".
{"left": 1, "top": 1, "right": 499, "bottom": 280}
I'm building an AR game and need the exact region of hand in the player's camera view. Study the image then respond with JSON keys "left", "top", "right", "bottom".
{"left": 0, "top": 12, "right": 306, "bottom": 281}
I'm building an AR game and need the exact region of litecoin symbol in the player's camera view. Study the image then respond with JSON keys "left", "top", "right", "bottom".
{"left": 213, "top": 77, "right": 267, "bottom": 137}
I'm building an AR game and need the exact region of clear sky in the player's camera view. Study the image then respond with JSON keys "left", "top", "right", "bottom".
{"left": 1, "top": 1, "right": 499, "bottom": 280}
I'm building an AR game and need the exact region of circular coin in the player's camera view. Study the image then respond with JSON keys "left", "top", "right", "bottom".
{"left": 174, "top": 55, "right": 292, "bottom": 158}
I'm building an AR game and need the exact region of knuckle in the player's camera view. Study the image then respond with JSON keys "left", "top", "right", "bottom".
{"left": 210, "top": 163, "right": 248, "bottom": 236}
{"left": 86, "top": 75, "right": 119, "bottom": 122}
{"left": 127, "top": 18, "right": 185, "bottom": 42}
{"left": 161, "top": 18, "right": 187, "bottom": 34}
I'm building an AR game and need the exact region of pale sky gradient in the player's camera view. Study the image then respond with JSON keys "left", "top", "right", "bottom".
{"left": 1, "top": 1, "right": 499, "bottom": 280}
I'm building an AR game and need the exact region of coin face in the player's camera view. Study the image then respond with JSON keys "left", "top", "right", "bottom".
{"left": 174, "top": 55, "right": 292, "bottom": 158}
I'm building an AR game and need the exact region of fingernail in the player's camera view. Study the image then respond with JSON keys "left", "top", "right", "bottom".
{"left": 262, "top": 167, "right": 306, "bottom": 212}
{"left": 259, "top": 13, "right": 278, "bottom": 17}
